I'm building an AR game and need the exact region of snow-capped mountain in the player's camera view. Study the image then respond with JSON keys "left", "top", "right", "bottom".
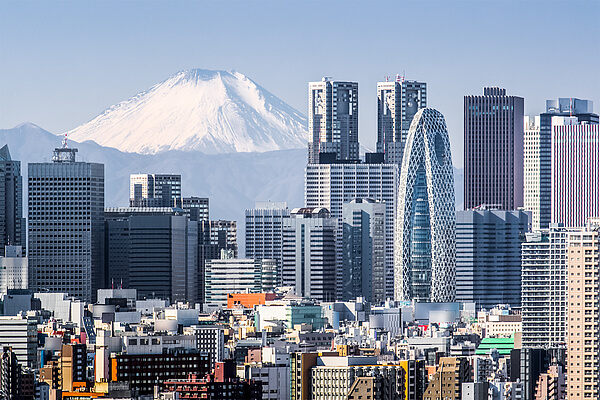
{"left": 66, "top": 69, "right": 308, "bottom": 154}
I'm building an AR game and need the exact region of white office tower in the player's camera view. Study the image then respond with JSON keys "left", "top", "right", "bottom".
{"left": 204, "top": 253, "right": 262, "bottom": 308}
{"left": 305, "top": 163, "right": 398, "bottom": 300}
{"left": 129, "top": 173, "right": 182, "bottom": 208}
{"left": 395, "top": 108, "right": 456, "bottom": 302}
{"left": 281, "top": 208, "right": 336, "bottom": 301}
{"left": 0, "top": 316, "right": 37, "bottom": 369}
{"left": 308, "top": 78, "right": 359, "bottom": 164}
{"left": 551, "top": 116, "right": 600, "bottom": 227}
{"left": 245, "top": 201, "right": 290, "bottom": 281}
{"left": 341, "top": 199, "right": 386, "bottom": 303}
{"left": 523, "top": 116, "right": 542, "bottom": 231}
{"left": 0, "top": 245, "right": 28, "bottom": 296}
{"left": 521, "top": 224, "right": 569, "bottom": 348}
{"left": 28, "top": 146, "right": 104, "bottom": 303}
{"left": 377, "top": 78, "right": 427, "bottom": 165}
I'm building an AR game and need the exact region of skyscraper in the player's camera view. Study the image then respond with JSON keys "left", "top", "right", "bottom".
{"left": 129, "top": 173, "right": 182, "bottom": 208}
{"left": 0, "top": 145, "right": 25, "bottom": 256}
{"left": 551, "top": 116, "right": 600, "bottom": 227}
{"left": 281, "top": 208, "right": 336, "bottom": 301}
{"left": 341, "top": 198, "right": 386, "bottom": 303}
{"left": 521, "top": 225, "right": 569, "bottom": 349}
{"left": 456, "top": 208, "right": 530, "bottom": 309}
{"left": 464, "top": 87, "right": 524, "bottom": 210}
{"left": 377, "top": 78, "right": 427, "bottom": 165}
{"left": 308, "top": 78, "right": 359, "bottom": 164}
{"left": 198, "top": 220, "right": 237, "bottom": 303}
{"left": 182, "top": 197, "right": 209, "bottom": 221}
{"left": 305, "top": 163, "right": 398, "bottom": 300}
{"left": 395, "top": 108, "right": 455, "bottom": 302}
{"left": 28, "top": 146, "right": 104, "bottom": 303}
{"left": 525, "top": 98, "right": 598, "bottom": 230}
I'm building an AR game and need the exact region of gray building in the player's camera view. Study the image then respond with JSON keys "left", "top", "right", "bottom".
{"left": 456, "top": 208, "right": 530, "bottom": 310}
{"left": 245, "top": 201, "right": 290, "bottom": 282}
{"left": 198, "top": 220, "right": 237, "bottom": 304}
{"left": 0, "top": 145, "right": 25, "bottom": 256}
{"left": 341, "top": 198, "right": 385, "bottom": 303}
{"left": 464, "top": 87, "right": 524, "bottom": 210}
{"left": 28, "top": 146, "right": 104, "bottom": 303}
{"left": 282, "top": 208, "right": 336, "bottom": 301}
{"left": 377, "top": 78, "right": 427, "bottom": 165}
{"left": 0, "top": 246, "right": 28, "bottom": 296}
{"left": 308, "top": 78, "right": 359, "bottom": 164}
{"left": 104, "top": 207, "right": 196, "bottom": 303}
{"left": 182, "top": 196, "right": 209, "bottom": 221}
{"left": 129, "top": 173, "right": 182, "bottom": 208}
{"left": 0, "top": 316, "right": 37, "bottom": 369}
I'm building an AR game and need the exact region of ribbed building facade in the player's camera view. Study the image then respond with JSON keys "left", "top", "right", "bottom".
{"left": 28, "top": 147, "right": 104, "bottom": 302}
{"left": 395, "top": 108, "right": 456, "bottom": 302}
{"left": 308, "top": 79, "right": 359, "bottom": 164}
{"left": 376, "top": 79, "right": 427, "bottom": 165}
{"left": 464, "top": 87, "right": 524, "bottom": 210}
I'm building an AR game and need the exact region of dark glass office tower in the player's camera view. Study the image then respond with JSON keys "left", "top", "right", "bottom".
{"left": 0, "top": 145, "right": 25, "bottom": 256}
{"left": 464, "top": 87, "right": 524, "bottom": 210}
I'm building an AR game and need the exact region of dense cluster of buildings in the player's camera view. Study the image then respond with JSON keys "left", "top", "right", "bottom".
{"left": 0, "top": 77, "right": 598, "bottom": 399}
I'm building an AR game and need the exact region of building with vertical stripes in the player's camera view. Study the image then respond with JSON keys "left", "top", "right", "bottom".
{"left": 551, "top": 116, "right": 600, "bottom": 227}
{"left": 464, "top": 87, "right": 524, "bottom": 210}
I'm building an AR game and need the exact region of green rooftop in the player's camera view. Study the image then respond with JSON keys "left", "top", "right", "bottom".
{"left": 475, "top": 336, "right": 515, "bottom": 356}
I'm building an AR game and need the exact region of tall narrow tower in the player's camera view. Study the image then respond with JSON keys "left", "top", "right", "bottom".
{"left": 308, "top": 78, "right": 359, "bottom": 164}
{"left": 377, "top": 78, "right": 427, "bottom": 165}
{"left": 28, "top": 145, "right": 105, "bottom": 302}
{"left": 0, "top": 145, "right": 25, "bottom": 255}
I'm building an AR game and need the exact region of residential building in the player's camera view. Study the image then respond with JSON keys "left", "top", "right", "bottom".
{"left": 0, "top": 145, "right": 25, "bottom": 256}
{"left": 308, "top": 78, "right": 359, "bottom": 163}
{"left": 566, "top": 221, "right": 599, "bottom": 399}
{"left": 521, "top": 225, "right": 569, "bottom": 348}
{"left": 290, "top": 352, "right": 338, "bottom": 400}
{"left": 305, "top": 163, "right": 398, "bottom": 300}
{"left": 456, "top": 208, "right": 530, "bottom": 309}
{"left": 0, "top": 245, "right": 28, "bottom": 296}
{"left": 129, "top": 173, "right": 182, "bottom": 208}
{"left": 341, "top": 198, "right": 386, "bottom": 303}
{"left": 377, "top": 78, "right": 427, "bottom": 165}
{"left": 0, "top": 346, "right": 22, "bottom": 399}
{"left": 245, "top": 201, "right": 290, "bottom": 282}
{"left": 281, "top": 208, "right": 336, "bottom": 301}
{"left": 533, "top": 365, "right": 567, "bottom": 400}
{"left": 395, "top": 108, "right": 456, "bottom": 302}
{"left": 104, "top": 207, "right": 196, "bottom": 302}
{"left": 28, "top": 146, "right": 104, "bottom": 302}
{"left": 0, "top": 316, "right": 37, "bottom": 369}
{"left": 204, "top": 254, "right": 261, "bottom": 308}
{"left": 186, "top": 325, "right": 226, "bottom": 369}
{"left": 423, "top": 357, "right": 471, "bottom": 400}
{"left": 524, "top": 116, "right": 542, "bottom": 230}
{"left": 464, "top": 87, "right": 524, "bottom": 210}
{"left": 182, "top": 196, "right": 209, "bottom": 221}
{"left": 551, "top": 115, "right": 600, "bottom": 227}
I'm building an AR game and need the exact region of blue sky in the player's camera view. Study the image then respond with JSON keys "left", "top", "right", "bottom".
{"left": 1, "top": 0, "right": 599, "bottom": 167}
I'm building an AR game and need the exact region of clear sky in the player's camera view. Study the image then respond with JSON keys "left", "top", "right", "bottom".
{"left": 1, "top": 0, "right": 599, "bottom": 167}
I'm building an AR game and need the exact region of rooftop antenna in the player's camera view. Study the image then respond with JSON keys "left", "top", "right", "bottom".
{"left": 62, "top": 132, "right": 69, "bottom": 149}
{"left": 385, "top": 76, "right": 390, "bottom": 82}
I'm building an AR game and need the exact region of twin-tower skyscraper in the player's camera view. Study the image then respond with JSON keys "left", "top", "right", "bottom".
{"left": 306, "top": 77, "right": 456, "bottom": 302}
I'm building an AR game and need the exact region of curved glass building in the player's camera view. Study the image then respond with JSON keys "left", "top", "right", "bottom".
{"left": 395, "top": 108, "right": 456, "bottom": 302}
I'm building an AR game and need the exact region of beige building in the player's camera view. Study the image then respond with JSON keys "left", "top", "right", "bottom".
{"left": 423, "top": 357, "right": 470, "bottom": 400}
{"left": 567, "top": 222, "right": 599, "bottom": 399}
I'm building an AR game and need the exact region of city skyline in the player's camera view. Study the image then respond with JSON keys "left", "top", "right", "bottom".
{"left": 0, "top": 1, "right": 598, "bottom": 168}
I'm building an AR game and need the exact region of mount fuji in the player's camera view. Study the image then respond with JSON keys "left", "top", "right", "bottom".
{"left": 66, "top": 69, "right": 308, "bottom": 154}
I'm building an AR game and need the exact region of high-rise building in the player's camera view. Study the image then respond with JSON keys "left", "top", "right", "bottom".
{"left": 456, "top": 208, "right": 530, "bottom": 309}
{"left": 0, "top": 145, "right": 25, "bottom": 256}
{"left": 566, "top": 219, "right": 599, "bottom": 399}
{"left": 281, "top": 208, "right": 336, "bottom": 301}
{"left": 28, "top": 146, "right": 104, "bottom": 302}
{"left": 198, "top": 220, "right": 237, "bottom": 303}
{"left": 104, "top": 207, "right": 196, "bottom": 302}
{"left": 377, "top": 78, "right": 427, "bottom": 165}
{"left": 245, "top": 201, "right": 290, "bottom": 281}
{"left": 182, "top": 196, "right": 209, "bottom": 221}
{"left": 395, "top": 108, "right": 456, "bottom": 302}
{"left": 551, "top": 116, "right": 600, "bottom": 227}
{"left": 521, "top": 225, "right": 569, "bottom": 348}
{"left": 0, "top": 246, "right": 28, "bottom": 296}
{"left": 525, "top": 99, "right": 598, "bottom": 231}
{"left": 308, "top": 78, "right": 359, "bottom": 164}
{"left": 0, "top": 316, "right": 37, "bottom": 369}
{"left": 305, "top": 163, "right": 398, "bottom": 300}
{"left": 340, "top": 198, "right": 386, "bottom": 303}
{"left": 129, "top": 173, "right": 182, "bottom": 208}
{"left": 204, "top": 254, "right": 262, "bottom": 308}
{"left": 464, "top": 87, "right": 524, "bottom": 210}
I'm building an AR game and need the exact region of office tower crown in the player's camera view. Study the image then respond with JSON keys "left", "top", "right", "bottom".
{"left": 483, "top": 87, "right": 506, "bottom": 96}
